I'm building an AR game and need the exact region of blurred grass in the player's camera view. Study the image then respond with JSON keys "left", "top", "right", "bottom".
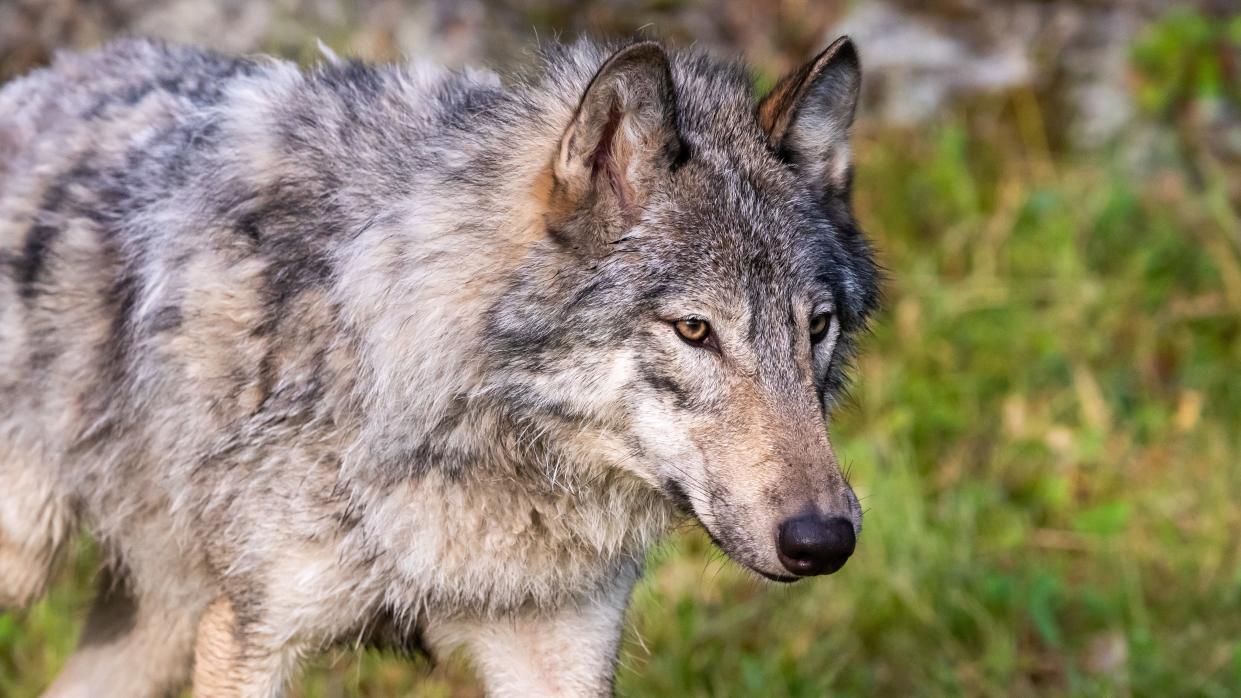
{"left": 4, "top": 7, "right": 1241, "bottom": 697}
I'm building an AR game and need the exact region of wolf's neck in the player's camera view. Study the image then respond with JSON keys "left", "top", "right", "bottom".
{"left": 326, "top": 96, "right": 573, "bottom": 474}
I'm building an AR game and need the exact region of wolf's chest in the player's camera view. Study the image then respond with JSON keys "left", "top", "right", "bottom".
{"left": 360, "top": 472, "right": 674, "bottom": 613}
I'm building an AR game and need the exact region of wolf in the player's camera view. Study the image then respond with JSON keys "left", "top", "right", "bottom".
{"left": 0, "top": 33, "right": 879, "bottom": 696}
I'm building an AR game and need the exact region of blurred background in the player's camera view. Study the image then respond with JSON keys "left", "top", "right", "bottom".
{"left": 1, "top": 0, "right": 1239, "bottom": 695}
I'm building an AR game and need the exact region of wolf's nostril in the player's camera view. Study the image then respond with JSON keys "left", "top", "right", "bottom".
{"left": 776, "top": 515, "right": 855, "bottom": 576}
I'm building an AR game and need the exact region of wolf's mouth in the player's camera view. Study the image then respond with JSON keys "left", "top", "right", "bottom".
{"left": 662, "top": 480, "right": 808, "bottom": 583}
{"left": 660, "top": 479, "right": 697, "bottom": 518}
{"left": 753, "top": 569, "right": 800, "bottom": 584}
{"left": 690, "top": 511, "right": 803, "bottom": 583}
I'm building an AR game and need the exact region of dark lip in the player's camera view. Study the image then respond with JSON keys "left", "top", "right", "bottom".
{"left": 754, "top": 568, "right": 801, "bottom": 584}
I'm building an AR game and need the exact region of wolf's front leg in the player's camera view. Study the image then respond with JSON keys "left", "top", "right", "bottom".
{"left": 427, "top": 573, "right": 637, "bottom": 697}
{"left": 192, "top": 598, "right": 297, "bottom": 698}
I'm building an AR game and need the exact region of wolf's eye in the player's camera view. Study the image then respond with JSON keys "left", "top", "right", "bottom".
{"left": 809, "top": 313, "right": 832, "bottom": 344}
{"left": 673, "top": 318, "right": 712, "bottom": 346}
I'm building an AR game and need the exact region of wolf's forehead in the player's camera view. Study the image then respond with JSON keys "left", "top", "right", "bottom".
{"left": 649, "top": 230, "right": 824, "bottom": 325}
{"left": 648, "top": 182, "right": 857, "bottom": 333}
{"left": 665, "top": 168, "right": 817, "bottom": 271}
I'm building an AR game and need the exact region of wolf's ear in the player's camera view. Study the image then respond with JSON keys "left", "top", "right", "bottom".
{"left": 757, "top": 36, "right": 860, "bottom": 198}
{"left": 548, "top": 42, "right": 683, "bottom": 242}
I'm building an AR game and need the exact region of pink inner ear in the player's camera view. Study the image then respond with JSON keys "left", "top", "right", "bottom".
{"left": 589, "top": 101, "right": 621, "bottom": 178}
{"left": 588, "top": 100, "right": 633, "bottom": 216}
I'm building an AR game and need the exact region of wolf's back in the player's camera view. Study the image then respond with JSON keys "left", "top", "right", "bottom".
{"left": 0, "top": 40, "right": 251, "bottom": 189}
{"left": 0, "top": 39, "right": 255, "bottom": 413}
{"left": 0, "top": 41, "right": 246, "bottom": 607}
{"left": 0, "top": 39, "right": 310, "bottom": 538}
{"left": 1, "top": 39, "right": 372, "bottom": 608}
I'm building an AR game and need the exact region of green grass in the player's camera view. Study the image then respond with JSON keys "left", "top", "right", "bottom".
{"left": 4, "top": 12, "right": 1241, "bottom": 697}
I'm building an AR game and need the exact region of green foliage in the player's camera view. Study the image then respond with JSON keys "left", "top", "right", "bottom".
{"left": 1131, "top": 8, "right": 1241, "bottom": 117}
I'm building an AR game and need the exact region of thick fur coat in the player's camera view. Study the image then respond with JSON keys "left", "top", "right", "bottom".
{"left": 0, "top": 36, "right": 878, "bottom": 696}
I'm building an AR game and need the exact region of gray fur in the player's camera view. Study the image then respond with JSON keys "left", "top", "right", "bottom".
{"left": 0, "top": 36, "right": 878, "bottom": 696}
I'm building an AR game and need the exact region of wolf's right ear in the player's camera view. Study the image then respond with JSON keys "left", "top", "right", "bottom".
{"left": 547, "top": 42, "right": 683, "bottom": 245}
{"left": 758, "top": 37, "right": 861, "bottom": 199}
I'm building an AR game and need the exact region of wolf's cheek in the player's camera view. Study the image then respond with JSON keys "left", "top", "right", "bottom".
{"left": 621, "top": 395, "right": 712, "bottom": 499}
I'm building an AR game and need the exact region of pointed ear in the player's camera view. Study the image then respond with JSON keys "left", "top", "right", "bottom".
{"left": 757, "top": 36, "right": 861, "bottom": 198}
{"left": 548, "top": 42, "right": 683, "bottom": 243}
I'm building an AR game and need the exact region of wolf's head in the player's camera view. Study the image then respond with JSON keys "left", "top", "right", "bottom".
{"left": 489, "top": 38, "right": 879, "bottom": 581}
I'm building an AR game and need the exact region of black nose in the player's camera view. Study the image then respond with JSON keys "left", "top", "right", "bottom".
{"left": 776, "top": 515, "right": 856, "bottom": 576}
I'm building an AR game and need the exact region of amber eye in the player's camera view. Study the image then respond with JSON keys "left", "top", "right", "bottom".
{"left": 809, "top": 312, "right": 832, "bottom": 344}
{"left": 673, "top": 317, "right": 712, "bottom": 345}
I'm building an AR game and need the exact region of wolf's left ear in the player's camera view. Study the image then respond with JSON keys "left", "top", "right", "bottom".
{"left": 549, "top": 42, "right": 683, "bottom": 242}
{"left": 758, "top": 36, "right": 861, "bottom": 198}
